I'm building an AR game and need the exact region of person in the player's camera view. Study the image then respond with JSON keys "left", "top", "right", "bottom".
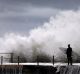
{"left": 66, "top": 44, "right": 72, "bottom": 65}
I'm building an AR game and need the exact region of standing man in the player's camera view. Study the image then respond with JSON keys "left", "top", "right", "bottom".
{"left": 66, "top": 44, "right": 72, "bottom": 65}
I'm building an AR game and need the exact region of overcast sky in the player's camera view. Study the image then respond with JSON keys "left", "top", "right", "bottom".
{"left": 0, "top": 0, "right": 80, "bottom": 35}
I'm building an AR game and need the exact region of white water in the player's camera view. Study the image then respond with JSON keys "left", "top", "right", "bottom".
{"left": 58, "top": 66, "right": 80, "bottom": 74}
{"left": 0, "top": 10, "right": 80, "bottom": 62}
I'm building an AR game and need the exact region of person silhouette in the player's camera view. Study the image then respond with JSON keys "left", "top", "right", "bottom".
{"left": 66, "top": 44, "right": 72, "bottom": 65}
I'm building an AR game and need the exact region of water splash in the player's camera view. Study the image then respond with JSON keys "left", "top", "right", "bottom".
{"left": 0, "top": 10, "right": 80, "bottom": 62}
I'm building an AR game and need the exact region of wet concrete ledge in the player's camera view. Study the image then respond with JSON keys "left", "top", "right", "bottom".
{"left": 0, "top": 65, "right": 57, "bottom": 74}
{"left": 0, "top": 63, "right": 80, "bottom": 74}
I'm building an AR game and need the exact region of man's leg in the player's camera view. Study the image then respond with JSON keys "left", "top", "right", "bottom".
{"left": 68, "top": 57, "right": 69, "bottom": 65}
{"left": 70, "top": 57, "right": 72, "bottom": 65}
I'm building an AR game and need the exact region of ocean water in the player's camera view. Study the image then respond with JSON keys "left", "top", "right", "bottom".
{"left": 57, "top": 66, "right": 80, "bottom": 74}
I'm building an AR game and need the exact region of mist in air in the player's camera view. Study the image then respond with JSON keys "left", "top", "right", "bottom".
{"left": 0, "top": 10, "right": 80, "bottom": 62}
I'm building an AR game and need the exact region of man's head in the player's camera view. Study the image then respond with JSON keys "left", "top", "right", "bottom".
{"left": 68, "top": 44, "right": 70, "bottom": 48}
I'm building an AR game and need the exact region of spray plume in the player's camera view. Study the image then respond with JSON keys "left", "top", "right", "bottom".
{"left": 0, "top": 10, "right": 80, "bottom": 62}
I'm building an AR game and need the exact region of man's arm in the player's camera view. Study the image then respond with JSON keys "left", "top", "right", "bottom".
{"left": 66, "top": 48, "right": 68, "bottom": 54}
{"left": 71, "top": 48, "right": 72, "bottom": 52}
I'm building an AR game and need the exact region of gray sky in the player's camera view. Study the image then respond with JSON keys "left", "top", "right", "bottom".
{"left": 0, "top": 0, "right": 80, "bottom": 35}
